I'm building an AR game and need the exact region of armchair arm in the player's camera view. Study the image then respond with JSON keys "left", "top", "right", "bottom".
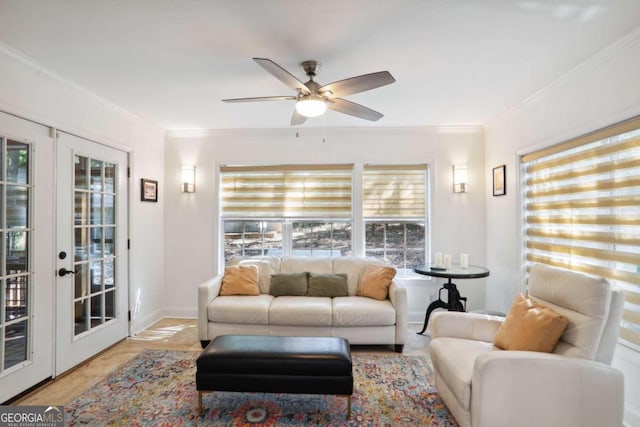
{"left": 430, "top": 311, "right": 503, "bottom": 342}
{"left": 388, "top": 280, "right": 408, "bottom": 345}
{"left": 471, "top": 351, "right": 624, "bottom": 427}
{"left": 197, "top": 274, "right": 224, "bottom": 341}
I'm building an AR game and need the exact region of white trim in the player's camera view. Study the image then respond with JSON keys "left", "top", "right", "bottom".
{"left": 486, "top": 26, "right": 640, "bottom": 128}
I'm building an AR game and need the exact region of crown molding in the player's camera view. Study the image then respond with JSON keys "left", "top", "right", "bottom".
{"left": 486, "top": 26, "right": 640, "bottom": 127}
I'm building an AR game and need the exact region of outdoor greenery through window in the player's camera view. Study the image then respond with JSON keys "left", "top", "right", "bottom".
{"left": 220, "top": 163, "right": 428, "bottom": 271}
{"left": 521, "top": 116, "right": 640, "bottom": 350}
{"left": 363, "top": 165, "right": 427, "bottom": 270}
{"left": 220, "top": 165, "right": 353, "bottom": 263}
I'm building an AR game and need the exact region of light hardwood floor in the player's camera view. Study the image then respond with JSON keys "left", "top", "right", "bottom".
{"left": 13, "top": 318, "right": 432, "bottom": 406}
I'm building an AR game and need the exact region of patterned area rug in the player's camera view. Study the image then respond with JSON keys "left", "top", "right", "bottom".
{"left": 64, "top": 349, "right": 456, "bottom": 426}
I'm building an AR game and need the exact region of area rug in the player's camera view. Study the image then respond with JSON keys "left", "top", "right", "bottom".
{"left": 64, "top": 349, "right": 457, "bottom": 426}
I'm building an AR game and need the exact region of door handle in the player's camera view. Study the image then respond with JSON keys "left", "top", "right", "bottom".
{"left": 58, "top": 268, "right": 78, "bottom": 277}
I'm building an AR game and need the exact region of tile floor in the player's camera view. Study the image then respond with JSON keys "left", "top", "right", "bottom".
{"left": 13, "top": 318, "right": 432, "bottom": 406}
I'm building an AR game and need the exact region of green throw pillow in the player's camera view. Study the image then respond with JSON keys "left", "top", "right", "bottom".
{"left": 307, "top": 273, "right": 349, "bottom": 297}
{"left": 269, "top": 272, "right": 308, "bottom": 296}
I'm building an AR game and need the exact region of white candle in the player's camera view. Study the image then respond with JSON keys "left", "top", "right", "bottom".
{"left": 434, "top": 252, "right": 443, "bottom": 267}
{"left": 460, "top": 253, "right": 469, "bottom": 268}
{"left": 444, "top": 254, "right": 452, "bottom": 269}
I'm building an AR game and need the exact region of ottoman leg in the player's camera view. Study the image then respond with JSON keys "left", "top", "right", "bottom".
{"left": 347, "top": 395, "right": 352, "bottom": 419}
{"left": 198, "top": 391, "right": 203, "bottom": 413}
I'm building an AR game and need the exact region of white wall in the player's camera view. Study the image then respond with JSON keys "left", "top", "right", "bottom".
{"left": 164, "top": 126, "right": 486, "bottom": 322}
{"left": 484, "top": 29, "right": 640, "bottom": 426}
{"left": 0, "top": 44, "right": 166, "bottom": 334}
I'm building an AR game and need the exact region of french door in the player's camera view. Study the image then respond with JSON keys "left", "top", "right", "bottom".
{"left": 55, "top": 132, "right": 129, "bottom": 375}
{"left": 0, "top": 112, "right": 54, "bottom": 403}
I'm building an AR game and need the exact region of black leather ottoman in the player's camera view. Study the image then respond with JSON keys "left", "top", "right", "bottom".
{"left": 196, "top": 335, "right": 353, "bottom": 418}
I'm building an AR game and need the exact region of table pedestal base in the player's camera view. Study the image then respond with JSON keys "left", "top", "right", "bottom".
{"left": 417, "top": 281, "right": 467, "bottom": 335}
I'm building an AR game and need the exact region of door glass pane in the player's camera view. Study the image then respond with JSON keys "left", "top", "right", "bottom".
{"left": 74, "top": 227, "right": 88, "bottom": 261}
{"left": 6, "top": 141, "right": 29, "bottom": 184}
{"left": 104, "top": 227, "right": 115, "bottom": 256}
{"left": 74, "top": 263, "right": 88, "bottom": 300}
{"left": 74, "top": 300, "right": 88, "bottom": 335}
{"left": 104, "top": 163, "right": 115, "bottom": 193}
{"left": 105, "top": 290, "right": 115, "bottom": 321}
{"left": 90, "top": 227, "right": 103, "bottom": 259}
{"left": 90, "top": 160, "right": 103, "bottom": 191}
{"left": 74, "top": 191, "right": 88, "bottom": 226}
{"left": 90, "top": 194, "right": 102, "bottom": 225}
{"left": 6, "top": 185, "right": 28, "bottom": 228}
{"left": 104, "top": 258, "right": 114, "bottom": 290}
{"left": 5, "top": 276, "right": 28, "bottom": 321}
{"left": 90, "top": 260, "right": 102, "bottom": 292}
{"left": 104, "top": 194, "right": 115, "bottom": 225}
{"left": 74, "top": 155, "right": 88, "bottom": 189}
{"left": 4, "top": 320, "right": 28, "bottom": 369}
{"left": 90, "top": 294, "right": 103, "bottom": 328}
{"left": 7, "top": 231, "right": 28, "bottom": 273}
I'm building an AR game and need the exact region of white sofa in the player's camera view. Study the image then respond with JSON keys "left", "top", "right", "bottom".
{"left": 429, "top": 264, "right": 625, "bottom": 427}
{"left": 198, "top": 256, "right": 408, "bottom": 352}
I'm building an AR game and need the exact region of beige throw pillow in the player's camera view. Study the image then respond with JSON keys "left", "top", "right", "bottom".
{"left": 220, "top": 265, "right": 260, "bottom": 296}
{"left": 356, "top": 265, "right": 396, "bottom": 300}
{"left": 494, "top": 293, "right": 569, "bottom": 353}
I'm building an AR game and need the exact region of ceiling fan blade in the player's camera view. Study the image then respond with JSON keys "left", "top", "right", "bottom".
{"left": 290, "top": 110, "right": 307, "bottom": 126}
{"left": 253, "top": 58, "right": 310, "bottom": 95}
{"left": 319, "top": 71, "right": 395, "bottom": 97}
{"left": 222, "top": 96, "right": 296, "bottom": 103}
{"left": 328, "top": 98, "right": 384, "bottom": 121}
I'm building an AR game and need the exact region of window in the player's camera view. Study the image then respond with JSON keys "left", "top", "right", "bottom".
{"left": 521, "top": 116, "right": 640, "bottom": 350}
{"left": 220, "top": 165, "right": 353, "bottom": 263}
{"left": 363, "top": 165, "right": 428, "bottom": 270}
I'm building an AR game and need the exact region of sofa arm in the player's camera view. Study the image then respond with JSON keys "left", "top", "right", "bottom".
{"left": 197, "top": 274, "right": 224, "bottom": 341}
{"left": 430, "top": 311, "right": 503, "bottom": 342}
{"left": 389, "top": 280, "right": 408, "bottom": 345}
{"left": 471, "top": 351, "right": 624, "bottom": 427}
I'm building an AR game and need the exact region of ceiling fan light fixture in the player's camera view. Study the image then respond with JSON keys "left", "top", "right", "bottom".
{"left": 295, "top": 96, "right": 327, "bottom": 117}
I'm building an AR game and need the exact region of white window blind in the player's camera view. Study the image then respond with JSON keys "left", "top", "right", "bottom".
{"left": 220, "top": 164, "right": 353, "bottom": 219}
{"left": 363, "top": 165, "right": 427, "bottom": 219}
{"left": 522, "top": 116, "right": 640, "bottom": 348}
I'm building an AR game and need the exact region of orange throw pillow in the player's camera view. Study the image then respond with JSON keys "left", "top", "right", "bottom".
{"left": 220, "top": 265, "right": 260, "bottom": 296}
{"left": 494, "top": 293, "right": 569, "bottom": 353}
{"left": 356, "top": 265, "right": 396, "bottom": 300}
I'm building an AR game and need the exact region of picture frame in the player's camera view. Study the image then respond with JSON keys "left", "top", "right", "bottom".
{"left": 493, "top": 165, "right": 506, "bottom": 196}
{"left": 141, "top": 178, "right": 158, "bottom": 202}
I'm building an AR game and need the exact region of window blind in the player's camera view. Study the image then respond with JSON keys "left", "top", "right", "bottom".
{"left": 522, "top": 116, "right": 640, "bottom": 348}
{"left": 220, "top": 164, "right": 353, "bottom": 218}
{"left": 363, "top": 165, "right": 427, "bottom": 219}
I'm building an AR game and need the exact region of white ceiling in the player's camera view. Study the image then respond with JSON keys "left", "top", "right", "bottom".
{"left": 0, "top": 0, "right": 639, "bottom": 130}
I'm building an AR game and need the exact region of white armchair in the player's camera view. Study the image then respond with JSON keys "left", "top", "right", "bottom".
{"left": 429, "top": 264, "right": 625, "bottom": 427}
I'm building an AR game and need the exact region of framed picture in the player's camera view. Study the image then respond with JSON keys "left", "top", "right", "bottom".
{"left": 493, "top": 165, "right": 506, "bottom": 196}
{"left": 141, "top": 178, "right": 158, "bottom": 202}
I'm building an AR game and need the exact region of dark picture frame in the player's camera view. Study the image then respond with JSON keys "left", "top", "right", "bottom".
{"left": 493, "top": 165, "right": 506, "bottom": 197}
{"left": 141, "top": 178, "right": 158, "bottom": 202}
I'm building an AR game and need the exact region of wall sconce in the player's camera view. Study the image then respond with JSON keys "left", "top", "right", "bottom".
{"left": 453, "top": 164, "right": 468, "bottom": 193}
{"left": 181, "top": 165, "right": 195, "bottom": 193}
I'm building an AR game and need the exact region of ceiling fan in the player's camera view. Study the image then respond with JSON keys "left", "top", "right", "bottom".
{"left": 222, "top": 58, "right": 396, "bottom": 126}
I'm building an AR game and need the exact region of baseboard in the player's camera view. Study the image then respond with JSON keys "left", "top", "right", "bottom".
{"left": 129, "top": 308, "right": 164, "bottom": 336}
{"left": 161, "top": 307, "right": 198, "bottom": 319}
{"left": 408, "top": 310, "right": 425, "bottom": 324}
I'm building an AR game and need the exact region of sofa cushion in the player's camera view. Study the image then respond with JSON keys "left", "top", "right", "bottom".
{"left": 269, "top": 272, "right": 308, "bottom": 296}
{"left": 220, "top": 265, "right": 260, "bottom": 296}
{"left": 332, "top": 296, "right": 396, "bottom": 326}
{"left": 430, "top": 337, "right": 496, "bottom": 411}
{"left": 231, "top": 256, "right": 281, "bottom": 294}
{"left": 269, "top": 296, "right": 332, "bottom": 326}
{"left": 494, "top": 293, "right": 569, "bottom": 353}
{"left": 307, "top": 273, "right": 349, "bottom": 297}
{"left": 528, "top": 264, "right": 611, "bottom": 359}
{"left": 332, "top": 257, "right": 372, "bottom": 295}
{"left": 356, "top": 264, "right": 396, "bottom": 300}
{"left": 280, "top": 256, "right": 333, "bottom": 274}
{"left": 208, "top": 295, "right": 273, "bottom": 324}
